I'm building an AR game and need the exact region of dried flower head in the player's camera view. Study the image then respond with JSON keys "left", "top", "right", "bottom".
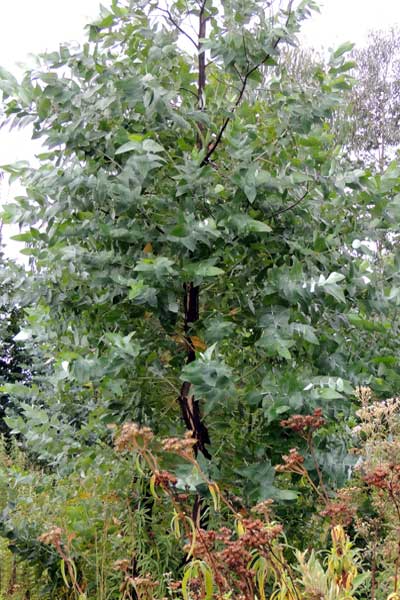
{"left": 154, "top": 470, "right": 178, "bottom": 488}
{"left": 356, "top": 386, "right": 373, "bottom": 406}
{"left": 168, "top": 581, "right": 182, "bottom": 592}
{"left": 251, "top": 499, "right": 274, "bottom": 520}
{"left": 275, "top": 448, "right": 305, "bottom": 473}
{"left": 320, "top": 500, "right": 356, "bottom": 527}
{"left": 113, "top": 559, "right": 131, "bottom": 573}
{"left": 362, "top": 462, "right": 400, "bottom": 501}
{"left": 183, "top": 517, "right": 284, "bottom": 597}
{"left": 129, "top": 574, "right": 158, "bottom": 588}
{"left": 363, "top": 466, "right": 390, "bottom": 490}
{"left": 120, "top": 573, "right": 159, "bottom": 598}
{"left": 38, "top": 527, "right": 63, "bottom": 547}
{"left": 354, "top": 396, "right": 400, "bottom": 442}
{"left": 280, "top": 408, "right": 325, "bottom": 436}
{"left": 114, "top": 423, "right": 154, "bottom": 452}
{"left": 162, "top": 431, "right": 196, "bottom": 458}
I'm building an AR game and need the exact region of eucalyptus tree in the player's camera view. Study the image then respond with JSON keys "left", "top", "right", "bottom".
{"left": 345, "top": 28, "right": 400, "bottom": 170}
{"left": 0, "top": 0, "right": 400, "bottom": 502}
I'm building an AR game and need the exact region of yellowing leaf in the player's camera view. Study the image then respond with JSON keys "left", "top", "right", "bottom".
{"left": 172, "top": 334, "right": 187, "bottom": 348}
{"left": 149, "top": 474, "right": 159, "bottom": 499}
{"left": 78, "top": 491, "right": 92, "bottom": 499}
{"left": 143, "top": 242, "right": 153, "bottom": 254}
{"left": 208, "top": 482, "right": 221, "bottom": 512}
{"left": 185, "top": 516, "right": 197, "bottom": 559}
{"left": 191, "top": 336, "right": 207, "bottom": 351}
{"left": 171, "top": 510, "right": 181, "bottom": 539}
{"left": 236, "top": 518, "right": 245, "bottom": 537}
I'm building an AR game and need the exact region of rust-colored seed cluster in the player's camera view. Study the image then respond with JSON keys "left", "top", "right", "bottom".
{"left": 187, "top": 519, "right": 283, "bottom": 598}
{"left": 363, "top": 466, "right": 390, "bottom": 489}
{"left": 154, "top": 470, "right": 178, "bottom": 488}
{"left": 275, "top": 448, "right": 305, "bottom": 473}
{"left": 363, "top": 464, "right": 400, "bottom": 493}
{"left": 280, "top": 408, "right": 325, "bottom": 434}
{"left": 320, "top": 501, "right": 355, "bottom": 527}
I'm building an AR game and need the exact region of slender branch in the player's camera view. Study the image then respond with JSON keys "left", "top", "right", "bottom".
{"left": 200, "top": 71, "right": 249, "bottom": 166}
{"left": 197, "top": 0, "right": 207, "bottom": 115}
{"left": 179, "top": 86, "right": 198, "bottom": 100}
{"left": 370, "top": 539, "right": 377, "bottom": 600}
{"left": 268, "top": 185, "right": 310, "bottom": 218}
{"left": 158, "top": 7, "right": 199, "bottom": 50}
{"left": 183, "top": 0, "right": 201, "bottom": 38}
{"left": 200, "top": 0, "right": 295, "bottom": 166}
{"left": 211, "top": 72, "right": 242, "bottom": 94}
{"left": 267, "top": 545, "right": 301, "bottom": 600}
{"left": 137, "top": 206, "right": 165, "bottom": 236}
{"left": 233, "top": 64, "right": 245, "bottom": 85}
{"left": 242, "top": 31, "right": 250, "bottom": 72}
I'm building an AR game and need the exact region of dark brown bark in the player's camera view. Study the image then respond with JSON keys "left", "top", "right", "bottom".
{"left": 178, "top": 281, "right": 211, "bottom": 458}
{"left": 177, "top": 0, "right": 211, "bottom": 460}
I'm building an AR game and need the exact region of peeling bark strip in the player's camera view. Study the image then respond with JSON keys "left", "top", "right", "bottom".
{"left": 177, "top": 0, "right": 211, "bottom": 459}
{"left": 178, "top": 282, "right": 211, "bottom": 459}
{"left": 178, "top": 380, "right": 211, "bottom": 459}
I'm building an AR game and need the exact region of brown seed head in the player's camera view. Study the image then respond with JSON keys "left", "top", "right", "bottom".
{"left": 38, "top": 527, "right": 63, "bottom": 547}
{"left": 114, "top": 423, "right": 154, "bottom": 452}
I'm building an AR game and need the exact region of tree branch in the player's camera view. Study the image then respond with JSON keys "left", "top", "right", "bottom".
{"left": 197, "top": 0, "right": 207, "bottom": 114}
{"left": 158, "top": 7, "right": 199, "bottom": 50}
{"left": 268, "top": 185, "right": 310, "bottom": 218}
{"left": 200, "top": 0, "right": 295, "bottom": 166}
{"left": 179, "top": 86, "right": 198, "bottom": 100}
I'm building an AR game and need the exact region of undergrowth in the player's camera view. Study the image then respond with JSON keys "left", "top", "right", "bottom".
{"left": 1, "top": 388, "right": 400, "bottom": 598}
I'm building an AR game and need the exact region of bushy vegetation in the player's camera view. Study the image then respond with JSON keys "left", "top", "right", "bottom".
{"left": 0, "top": 0, "right": 400, "bottom": 598}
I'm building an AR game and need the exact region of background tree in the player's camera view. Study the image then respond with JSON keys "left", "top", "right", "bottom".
{"left": 345, "top": 27, "right": 400, "bottom": 169}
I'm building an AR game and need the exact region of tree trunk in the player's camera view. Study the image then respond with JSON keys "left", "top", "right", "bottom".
{"left": 177, "top": 0, "right": 211, "bottom": 460}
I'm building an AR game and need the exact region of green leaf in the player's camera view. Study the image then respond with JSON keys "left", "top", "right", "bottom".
{"left": 325, "top": 272, "right": 345, "bottom": 285}
{"left": 227, "top": 214, "right": 272, "bottom": 234}
{"left": 195, "top": 265, "right": 224, "bottom": 277}
{"left": 186, "top": 262, "right": 225, "bottom": 278}
{"left": 332, "top": 41, "right": 354, "bottom": 59}
{"left": 115, "top": 141, "right": 140, "bottom": 155}
{"left": 348, "top": 314, "right": 388, "bottom": 333}
{"left": 199, "top": 562, "right": 214, "bottom": 600}
{"left": 142, "top": 139, "right": 164, "bottom": 153}
{"left": 323, "top": 283, "right": 346, "bottom": 304}
{"left": 256, "top": 332, "right": 294, "bottom": 360}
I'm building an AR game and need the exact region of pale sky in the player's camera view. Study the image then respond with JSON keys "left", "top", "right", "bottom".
{"left": 301, "top": 0, "right": 400, "bottom": 48}
{"left": 1, "top": 0, "right": 400, "bottom": 260}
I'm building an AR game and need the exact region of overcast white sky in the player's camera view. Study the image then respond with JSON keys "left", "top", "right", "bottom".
{"left": 1, "top": 0, "right": 400, "bottom": 259}
{"left": 301, "top": 0, "right": 400, "bottom": 48}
